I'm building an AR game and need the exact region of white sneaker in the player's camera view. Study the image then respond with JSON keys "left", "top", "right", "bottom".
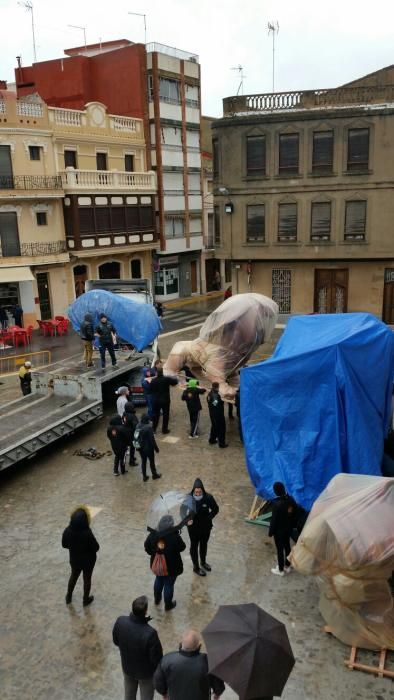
{"left": 271, "top": 566, "right": 285, "bottom": 577}
{"left": 284, "top": 565, "right": 292, "bottom": 573}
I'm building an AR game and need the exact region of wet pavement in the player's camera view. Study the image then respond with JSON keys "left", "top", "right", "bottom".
{"left": 0, "top": 309, "right": 392, "bottom": 700}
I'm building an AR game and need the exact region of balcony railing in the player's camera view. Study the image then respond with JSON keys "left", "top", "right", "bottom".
{"left": 146, "top": 42, "right": 199, "bottom": 62}
{"left": 60, "top": 169, "right": 156, "bottom": 192}
{"left": 16, "top": 100, "right": 44, "bottom": 117}
{"left": 223, "top": 84, "right": 394, "bottom": 115}
{"left": 67, "top": 230, "right": 156, "bottom": 251}
{"left": 52, "top": 107, "right": 84, "bottom": 127}
{"left": 20, "top": 241, "right": 67, "bottom": 255}
{"left": 0, "top": 175, "right": 63, "bottom": 190}
{"left": 48, "top": 107, "right": 142, "bottom": 135}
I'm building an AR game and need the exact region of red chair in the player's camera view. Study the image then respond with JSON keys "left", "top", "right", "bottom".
{"left": 14, "top": 330, "right": 28, "bottom": 348}
{"left": 42, "top": 321, "right": 56, "bottom": 337}
{"left": 55, "top": 315, "right": 65, "bottom": 321}
{"left": 25, "top": 325, "right": 34, "bottom": 344}
{"left": 37, "top": 320, "right": 46, "bottom": 335}
{"left": 57, "top": 319, "right": 69, "bottom": 334}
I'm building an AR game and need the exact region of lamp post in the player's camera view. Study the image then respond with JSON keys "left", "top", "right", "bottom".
{"left": 216, "top": 186, "right": 235, "bottom": 291}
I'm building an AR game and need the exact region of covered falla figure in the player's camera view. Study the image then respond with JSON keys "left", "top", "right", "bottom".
{"left": 164, "top": 294, "right": 278, "bottom": 399}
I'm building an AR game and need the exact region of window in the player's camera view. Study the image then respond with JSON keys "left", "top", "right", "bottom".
{"left": 131, "top": 259, "right": 141, "bottom": 279}
{"left": 311, "top": 202, "right": 331, "bottom": 241}
{"left": 214, "top": 206, "right": 221, "bottom": 245}
{"left": 36, "top": 211, "right": 47, "bottom": 226}
{"left": 212, "top": 139, "right": 219, "bottom": 180}
{"left": 347, "top": 128, "right": 369, "bottom": 171}
{"left": 279, "top": 134, "right": 299, "bottom": 175}
{"left": 0, "top": 145, "right": 13, "bottom": 188}
{"left": 111, "top": 207, "right": 126, "bottom": 232}
{"left": 159, "top": 77, "right": 180, "bottom": 103}
{"left": 140, "top": 207, "right": 153, "bottom": 229}
{"left": 79, "top": 208, "right": 94, "bottom": 234}
{"left": 0, "top": 212, "right": 21, "bottom": 256}
{"left": 64, "top": 150, "right": 77, "bottom": 169}
{"left": 344, "top": 200, "right": 366, "bottom": 240}
{"left": 95, "top": 207, "right": 110, "bottom": 232}
{"left": 278, "top": 203, "right": 297, "bottom": 241}
{"left": 125, "top": 154, "right": 134, "bottom": 172}
{"left": 165, "top": 218, "right": 185, "bottom": 239}
{"left": 247, "top": 205, "right": 265, "bottom": 242}
{"left": 246, "top": 136, "right": 266, "bottom": 176}
{"left": 207, "top": 213, "right": 214, "bottom": 248}
{"left": 96, "top": 152, "right": 107, "bottom": 171}
{"left": 98, "top": 262, "right": 121, "bottom": 279}
{"left": 272, "top": 269, "right": 292, "bottom": 313}
{"left": 312, "top": 131, "right": 333, "bottom": 174}
{"left": 126, "top": 207, "right": 139, "bottom": 230}
{"left": 29, "top": 145, "right": 41, "bottom": 161}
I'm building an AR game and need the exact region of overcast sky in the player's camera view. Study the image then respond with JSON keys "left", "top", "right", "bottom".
{"left": 1, "top": 0, "right": 393, "bottom": 116}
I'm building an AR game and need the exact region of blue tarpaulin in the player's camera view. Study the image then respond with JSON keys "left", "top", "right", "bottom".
{"left": 68, "top": 290, "right": 162, "bottom": 351}
{"left": 241, "top": 313, "right": 394, "bottom": 510}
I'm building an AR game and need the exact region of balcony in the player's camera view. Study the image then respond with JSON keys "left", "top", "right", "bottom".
{"left": 48, "top": 107, "right": 143, "bottom": 137}
{"left": 0, "top": 240, "right": 69, "bottom": 263}
{"left": 67, "top": 230, "right": 157, "bottom": 254}
{"left": 146, "top": 42, "right": 199, "bottom": 62}
{"left": 0, "top": 175, "right": 63, "bottom": 190}
{"left": 223, "top": 84, "right": 394, "bottom": 116}
{"left": 60, "top": 169, "right": 156, "bottom": 194}
{"left": 20, "top": 241, "right": 67, "bottom": 255}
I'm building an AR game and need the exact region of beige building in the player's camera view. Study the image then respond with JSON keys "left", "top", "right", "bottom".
{"left": 0, "top": 89, "right": 70, "bottom": 325}
{"left": 212, "top": 66, "right": 394, "bottom": 322}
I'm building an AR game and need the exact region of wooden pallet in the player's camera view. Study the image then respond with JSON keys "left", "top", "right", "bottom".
{"left": 244, "top": 495, "right": 272, "bottom": 527}
{"left": 345, "top": 646, "right": 393, "bottom": 678}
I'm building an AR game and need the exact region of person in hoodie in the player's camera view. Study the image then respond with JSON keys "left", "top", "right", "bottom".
{"left": 181, "top": 379, "right": 207, "bottom": 438}
{"left": 150, "top": 367, "right": 178, "bottom": 434}
{"left": 116, "top": 386, "right": 130, "bottom": 416}
{"left": 95, "top": 313, "right": 117, "bottom": 369}
{"left": 187, "top": 478, "right": 219, "bottom": 576}
{"left": 268, "top": 481, "right": 297, "bottom": 577}
{"left": 123, "top": 401, "right": 139, "bottom": 467}
{"left": 79, "top": 313, "right": 95, "bottom": 367}
{"left": 62, "top": 505, "right": 99, "bottom": 606}
{"left": 134, "top": 414, "right": 161, "bottom": 482}
{"left": 206, "top": 382, "right": 228, "bottom": 448}
{"left": 141, "top": 366, "right": 157, "bottom": 420}
{"left": 144, "top": 515, "right": 186, "bottom": 611}
{"left": 107, "top": 415, "right": 130, "bottom": 476}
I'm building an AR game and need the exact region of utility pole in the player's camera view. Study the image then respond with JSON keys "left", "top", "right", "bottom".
{"left": 68, "top": 25, "right": 87, "bottom": 52}
{"left": 128, "top": 12, "right": 147, "bottom": 45}
{"left": 19, "top": 1, "right": 37, "bottom": 62}
{"left": 268, "top": 21, "right": 279, "bottom": 93}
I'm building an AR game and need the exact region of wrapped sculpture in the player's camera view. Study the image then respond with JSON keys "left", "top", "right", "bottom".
{"left": 164, "top": 293, "right": 278, "bottom": 399}
{"left": 291, "top": 474, "right": 394, "bottom": 650}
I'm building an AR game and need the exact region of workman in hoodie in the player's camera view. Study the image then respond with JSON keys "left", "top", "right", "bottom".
{"left": 181, "top": 379, "right": 207, "bottom": 438}
{"left": 206, "top": 382, "right": 228, "bottom": 448}
{"left": 79, "top": 313, "right": 95, "bottom": 367}
{"left": 123, "top": 401, "right": 139, "bottom": 467}
{"left": 18, "top": 360, "right": 32, "bottom": 395}
{"left": 62, "top": 506, "right": 99, "bottom": 607}
{"left": 95, "top": 313, "right": 117, "bottom": 369}
{"left": 141, "top": 366, "right": 157, "bottom": 419}
{"left": 150, "top": 367, "right": 178, "bottom": 434}
{"left": 107, "top": 415, "right": 130, "bottom": 476}
{"left": 134, "top": 414, "right": 161, "bottom": 482}
{"left": 187, "top": 478, "right": 219, "bottom": 577}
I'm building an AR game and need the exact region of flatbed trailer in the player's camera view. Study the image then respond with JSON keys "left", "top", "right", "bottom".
{"left": 0, "top": 350, "right": 151, "bottom": 471}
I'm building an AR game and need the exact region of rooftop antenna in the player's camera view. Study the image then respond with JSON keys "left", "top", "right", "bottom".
{"left": 18, "top": 1, "right": 37, "bottom": 62}
{"left": 268, "top": 21, "right": 279, "bottom": 93}
{"left": 231, "top": 65, "right": 246, "bottom": 96}
{"left": 128, "top": 11, "right": 147, "bottom": 45}
{"left": 68, "top": 24, "right": 87, "bottom": 52}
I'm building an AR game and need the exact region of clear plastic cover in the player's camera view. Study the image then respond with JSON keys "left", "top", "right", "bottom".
{"left": 146, "top": 490, "right": 196, "bottom": 534}
{"left": 290, "top": 474, "right": 394, "bottom": 650}
{"left": 164, "top": 293, "right": 278, "bottom": 399}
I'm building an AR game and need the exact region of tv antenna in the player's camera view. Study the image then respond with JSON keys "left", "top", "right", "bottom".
{"left": 268, "top": 21, "right": 279, "bottom": 93}
{"left": 128, "top": 11, "right": 147, "bottom": 45}
{"left": 231, "top": 65, "right": 246, "bottom": 96}
{"left": 68, "top": 24, "right": 87, "bottom": 52}
{"left": 18, "top": 1, "right": 37, "bottom": 62}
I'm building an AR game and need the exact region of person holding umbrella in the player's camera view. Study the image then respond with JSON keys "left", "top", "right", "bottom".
{"left": 144, "top": 514, "right": 186, "bottom": 611}
{"left": 187, "top": 478, "right": 219, "bottom": 577}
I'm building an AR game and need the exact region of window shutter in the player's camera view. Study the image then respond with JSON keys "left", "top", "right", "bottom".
{"left": 111, "top": 207, "right": 126, "bottom": 232}
{"left": 95, "top": 207, "right": 110, "bottom": 232}
{"left": 246, "top": 136, "right": 266, "bottom": 176}
{"left": 79, "top": 208, "right": 94, "bottom": 234}
{"left": 0, "top": 145, "right": 13, "bottom": 188}
{"left": 311, "top": 202, "right": 331, "bottom": 240}
{"left": 312, "top": 132, "right": 333, "bottom": 173}
{"left": 347, "top": 129, "right": 369, "bottom": 171}
{"left": 140, "top": 207, "right": 153, "bottom": 228}
{"left": 279, "top": 134, "right": 299, "bottom": 174}
{"left": 213, "top": 139, "right": 219, "bottom": 179}
{"left": 278, "top": 203, "right": 297, "bottom": 241}
{"left": 345, "top": 201, "right": 366, "bottom": 240}
{"left": 0, "top": 212, "right": 20, "bottom": 256}
{"left": 214, "top": 206, "right": 221, "bottom": 244}
{"left": 126, "top": 206, "right": 139, "bottom": 230}
{"left": 247, "top": 205, "right": 265, "bottom": 241}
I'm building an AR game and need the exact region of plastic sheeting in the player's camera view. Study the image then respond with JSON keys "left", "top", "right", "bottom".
{"left": 146, "top": 491, "right": 196, "bottom": 534}
{"left": 242, "top": 313, "right": 394, "bottom": 510}
{"left": 290, "top": 473, "right": 394, "bottom": 650}
{"left": 68, "top": 289, "right": 162, "bottom": 351}
{"left": 164, "top": 293, "right": 278, "bottom": 399}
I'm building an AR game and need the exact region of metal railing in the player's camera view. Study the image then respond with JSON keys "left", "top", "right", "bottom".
{"left": 0, "top": 350, "right": 51, "bottom": 375}
{"left": 20, "top": 241, "right": 67, "bottom": 256}
{"left": 146, "top": 42, "right": 199, "bottom": 62}
{"left": 0, "top": 175, "right": 63, "bottom": 190}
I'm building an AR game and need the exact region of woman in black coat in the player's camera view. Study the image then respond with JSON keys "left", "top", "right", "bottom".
{"left": 187, "top": 478, "right": 219, "bottom": 576}
{"left": 144, "top": 515, "right": 186, "bottom": 611}
{"left": 62, "top": 506, "right": 100, "bottom": 606}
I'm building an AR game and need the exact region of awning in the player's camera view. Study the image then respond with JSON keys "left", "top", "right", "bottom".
{"left": 0, "top": 266, "right": 34, "bottom": 283}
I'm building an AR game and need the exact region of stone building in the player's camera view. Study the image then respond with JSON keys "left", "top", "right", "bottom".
{"left": 212, "top": 66, "right": 394, "bottom": 321}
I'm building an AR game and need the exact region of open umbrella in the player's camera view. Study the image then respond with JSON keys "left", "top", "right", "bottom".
{"left": 147, "top": 490, "right": 196, "bottom": 535}
{"left": 202, "top": 603, "right": 295, "bottom": 700}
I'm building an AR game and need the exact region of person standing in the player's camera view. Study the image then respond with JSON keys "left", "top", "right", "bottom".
{"left": 207, "top": 382, "right": 228, "bottom": 448}
{"left": 144, "top": 515, "right": 186, "bottom": 611}
{"left": 95, "top": 313, "right": 117, "bottom": 369}
{"left": 141, "top": 366, "right": 157, "bottom": 420}
{"left": 112, "top": 595, "right": 163, "bottom": 700}
{"left": 116, "top": 386, "right": 130, "bottom": 416}
{"left": 150, "top": 367, "right": 178, "bottom": 434}
{"left": 13, "top": 303, "right": 23, "bottom": 327}
{"left": 62, "top": 506, "right": 99, "bottom": 606}
{"left": 153, "top": 628, "right": 225, "bottom": 700}
{"left": 268, "top": 482, "right": 296, "bottom": 576}
{"left": 134, "top": 414, "right": 161, "bottom": 482}
{"left": 18, "top": 360, "right": 32, "bottom": 395}
{"left": 123, "top": 402, "right": 139, "bottom": 467}
{"left": 79, "top": 313, "right": 95, "bottom": 367}
{"left": 187, "top": 478, "right": 219, "bottom": 577}
{"left": 181, "top": 379, "right": 207, "bottom": 438}
{"left": 107, "top": 415, "right": 130, "bottom": 476}
{"left": 0, "top": 306, "right": 8, "bottom": 329}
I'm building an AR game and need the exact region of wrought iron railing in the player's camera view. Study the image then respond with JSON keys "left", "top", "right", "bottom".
{"left": 0, "top": 175, "right": 63, "bottom": 190}
{"left": 20, "top": 241, "right": 67, "bottom": 255}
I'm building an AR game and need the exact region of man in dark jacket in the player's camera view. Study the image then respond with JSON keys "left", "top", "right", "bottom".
{"left": 135, "top": 414, "right": 161, "bottom": 482}
{"left": 80, "top": 313, "right": 95, "bottom": 367}
{"left": 62, "top": 506, "right": 99, "bottom": 606}
{"left": 113, "top": 595, "right": 163, "bottom": 700}
{"left": 187, "top": 478, "right": 219, "bottom": 576}
{"left": 181, "top": 379, "right": 207, "bottom": 438}
{"left": 141, "top": 366, "right": 157, "bottom": 419}
{"left": 150, "top": 367, "right": 178, "bottom": 434}
{"left": 268, "top": 481, "right": 296, "bottom": 576}
{"left": 144, "top": 516, "right": 186, "bottom": 611}
{"left": 123, "top": 402, "right": 138, "bottom": 467}
{"left": 95, "top": 313, "right": 117, "bottom": 369}
{"left": 107, "top": 415, "right": 130, "bottom": 476}
{"left": 153, "top": 628, "right": 224, "bottom": 700}
{"left": 207, "top": 382, "right": 228, "bottom": 448}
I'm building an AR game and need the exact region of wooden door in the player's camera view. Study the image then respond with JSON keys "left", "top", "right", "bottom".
{"left": 190, "top": 260, "right": 198, "bottom": 293}
{"left": 383, "top": 270, "right": 394, "bottom": 323}
{"left": 314, "top": 269, "right": 348, "bottom": 313}
{"left": 73, "top": 265, "right": 88, "bottom": 297}
{"left": 36, "top": 272, "right": 52, "bottom": 320}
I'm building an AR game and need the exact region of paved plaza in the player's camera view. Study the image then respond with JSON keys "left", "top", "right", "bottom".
{"left": 0, "top": 322, "right": 392, "bottom": 700}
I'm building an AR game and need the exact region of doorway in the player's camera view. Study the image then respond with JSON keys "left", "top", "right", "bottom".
{"left": 190, "top": 260, "right": 198, "bottom": 294}
{"left": 383, "top": 269, "right": 394, "bottom": 324}
{"left": 36, "top": 272, "right": 52, "bottom": 320}
{"left": 73, "top": 265, "right": 88, "bottom": 297}
{"left": 314, "top": 269, "right": 348, "bottom": 313}
{"left": 98, "top": 261, "right": 121, "bottom": 279}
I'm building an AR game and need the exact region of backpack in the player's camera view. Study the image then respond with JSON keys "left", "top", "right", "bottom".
{"left": 151, "top": 551, "right": 168, "bottom": 576}
{"left": 133, "top": 427, "right": 141, "bottom": 450}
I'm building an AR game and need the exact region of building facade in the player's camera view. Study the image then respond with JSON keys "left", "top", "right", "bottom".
{"left": 212, "top": 67, "right": 394, "bottom": 322}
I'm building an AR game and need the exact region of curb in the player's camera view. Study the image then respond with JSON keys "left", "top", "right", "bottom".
{"left": 164, "top": 291, "right": 223, "bottom": 309}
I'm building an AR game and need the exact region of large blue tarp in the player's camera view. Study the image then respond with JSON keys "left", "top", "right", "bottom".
{"left": 241, "top": 313, "right": 394, "bottom": 510}
{"left": 68, "top": 290, "right": 162, "bottom": 351}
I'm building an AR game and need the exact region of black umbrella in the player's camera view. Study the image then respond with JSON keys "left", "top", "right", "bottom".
{"left": 202, "top": 603, "right": 295, "bottom": 700}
